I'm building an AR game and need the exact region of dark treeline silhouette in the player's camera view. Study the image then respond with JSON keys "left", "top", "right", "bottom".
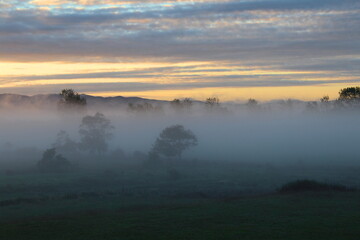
{"left": 338, "top": 87, "right": 360, "bottom": 101}
{"left": 127, "top": 102, "right": 163, "bottom": 114}
{"left": 58, "top": 89, "right": 86, "bottom": 110}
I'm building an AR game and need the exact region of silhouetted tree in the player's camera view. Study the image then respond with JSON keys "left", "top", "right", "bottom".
{"left": 319, "top": 95, "right": 331, "bottom": 112}
{"left": 334, "top": 87, "right": 360, "bottom": 109}
{"left": 246, "top": 98, "right": 259, "bottom": 110}
{"left": 171, "top": 98, "right": 193, "bottom": 112}
{"left": 128, "top": 102, "right": 162, "bottom": 113}
{"left": 338, "top": 87, "right": 360, "bottom": 101}
{"left": 205, "top": 97, "right": 220, "bottom": 107}
{"left": 79, "top": 112, "right": 114, "bottom": 154}
{"left": 183, "top": 98, "right": 193, "bottom": 107}
{"left": 204, "top": 97, "right": 229, "bottom": 113}
{"left": 320, "top": 95, "right": 330, "bottom": 103}
{"left": 171, "top": 98, "right": 181, "bottom": 106}
{"left": 58, "top": 89, "right": 86, "bottom": 111}
{"left": 37, "top": 148, "right": 71, "bottom": 173}
{"left": 152, "top": 125, "right": 198, "bottom": 159}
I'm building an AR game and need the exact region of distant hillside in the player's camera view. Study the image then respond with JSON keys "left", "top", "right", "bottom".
{"left": 0, "top": 94, "right": 166, "bottom": 110}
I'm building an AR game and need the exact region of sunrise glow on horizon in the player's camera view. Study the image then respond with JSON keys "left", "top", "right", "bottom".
{"left": 1, "top": 0, "right": 359, "bottom": 101}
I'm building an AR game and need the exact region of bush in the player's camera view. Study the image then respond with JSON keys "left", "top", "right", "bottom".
{"left": 278, "top": 180, "right": 356, "bottom": 193}
{"left": 0, "top": 198, "right": 36, "bottom": 207}
{"left": 37, "top": 148, "right": 72, "bottom": 173}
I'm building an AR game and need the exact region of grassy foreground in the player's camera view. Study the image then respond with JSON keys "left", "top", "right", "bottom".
{"left": 1, "top": 192, "right": 360, "bottom": 240}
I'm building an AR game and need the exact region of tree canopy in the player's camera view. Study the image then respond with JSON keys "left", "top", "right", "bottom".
{"left": 338, "top": 87, "right": 360, "bottom": 101}
{"left": 79, "top": 112, "right": 114, "bottom": 154}
{"left": 37, "top": 148, "right": 71, "bottom": 173}
{"left": 320, "top": 95, "right": 330, "bottom": 103}
{"left": 171, "top": 98, "right": 193, "bottom": 112}
{"left": 152, "top": 124, "right": 198, "bottom": 159}
{"left": 246, "top": 98, "right": 259, "bottom": 110}
{"left": 58, "top": 89, "right": 86, "bottom": 111}
{"left": 205, "top": 97, "right": 220, "bottom": 107}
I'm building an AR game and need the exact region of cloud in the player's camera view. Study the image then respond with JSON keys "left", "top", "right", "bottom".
{"left": 0, "top": 0, "right": 359, "bottom": 97}
{"left": 1, "top": 1, "right": 359, "bottom": 62}
{"left": 2, "top": 79, "right": 360, "bottom": 95}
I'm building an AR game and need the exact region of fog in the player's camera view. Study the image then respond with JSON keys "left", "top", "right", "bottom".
{"left": 2, "top": 100, "right": 360, "bottom": 168}
{"left": 1, "top": 98, "right": 360, "bottom": 209}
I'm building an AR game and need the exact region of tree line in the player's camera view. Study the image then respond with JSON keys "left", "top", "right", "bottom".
{"left": 39, "top": 91, "right": 199, "bottom": 172}
{"left": 38, "top": 86, "right": 360, "bottom": 172}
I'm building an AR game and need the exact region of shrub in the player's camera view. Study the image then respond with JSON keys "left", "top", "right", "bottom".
{"left": 0, "top": 198, "right": 37, "bottom": 207}
{"left": 278, "top": 180, "right": 356, "bottom": 193}
{"left": 37, "top": 148, "right": 72, "bottom": 173}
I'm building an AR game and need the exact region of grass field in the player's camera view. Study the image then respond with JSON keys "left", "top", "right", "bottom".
{"left": 1, "top": 192, "right": 360, "bottom": 240}
{"left": 1, "top": 161, "right": 360, "bottom": 240}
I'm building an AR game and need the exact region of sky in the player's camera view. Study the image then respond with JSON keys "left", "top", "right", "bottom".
{"left": 0, "top": 0, "right": 360, "bottom": 101}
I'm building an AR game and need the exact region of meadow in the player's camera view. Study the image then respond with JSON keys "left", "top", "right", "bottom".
{"left": 1, "top": 160, "right": 360, "bottom": 240}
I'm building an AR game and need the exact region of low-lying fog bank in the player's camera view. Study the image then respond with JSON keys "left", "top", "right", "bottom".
{"left": 1, "top": 97, "right": 360, "bottom": 170}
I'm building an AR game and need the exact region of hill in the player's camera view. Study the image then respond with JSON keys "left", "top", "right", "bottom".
{"left": 0, "top": 93, "right": 165, "bottom": 110}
